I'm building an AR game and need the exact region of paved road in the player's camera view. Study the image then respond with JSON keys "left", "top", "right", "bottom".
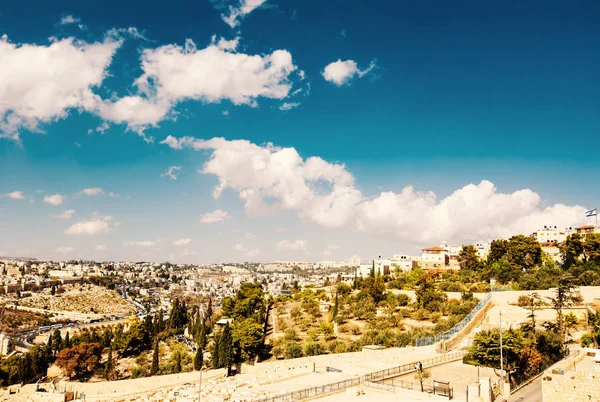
{"left": 507, "top": 377, "right": 542, "bottom": 402}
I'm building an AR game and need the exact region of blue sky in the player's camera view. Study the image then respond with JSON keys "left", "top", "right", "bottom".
{"left": 1, "top": 0, "right": 599, "bottom": 263}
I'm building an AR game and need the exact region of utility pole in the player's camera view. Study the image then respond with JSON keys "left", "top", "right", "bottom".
{"left": 499, "top": 311, "right": 504, "bottom": 387}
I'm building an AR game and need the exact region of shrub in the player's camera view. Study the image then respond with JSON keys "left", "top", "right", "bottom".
{"left": 284, "top": 341, "right": 304, "bottom": 359}
{"left": 414, "top": 309, "right": 428, "bottom": 321}
{"left": 304, "top": 342, "right": 326, "bottom": 356}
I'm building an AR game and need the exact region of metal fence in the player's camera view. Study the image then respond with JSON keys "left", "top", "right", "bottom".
{"left": 254, "top": 377, "right": 362, "bottom": 402}
{"left": 254, "top": 351, "right": 465, "bottom": 402}
{"left": 371, "top": 378, "right": 453, "bottom": 399}
{"left": 511, "top": 348, "right": 580, "bottom": 394}
{"left": 414, "top": 293, "right": 492, "bottom": 347}
{"left": 364, "top": 351, "right": 465, "bottom": 382}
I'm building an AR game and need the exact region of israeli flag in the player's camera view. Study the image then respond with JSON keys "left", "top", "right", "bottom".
{"left": 586, "top": 208, "right": 597, "bottom": 217}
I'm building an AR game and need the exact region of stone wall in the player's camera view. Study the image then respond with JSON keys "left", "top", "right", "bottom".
{"left": 541, "top": 349, "right": 598, "bottom": 402}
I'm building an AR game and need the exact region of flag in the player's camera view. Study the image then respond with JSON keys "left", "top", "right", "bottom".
{"left": 586, "top": 208, "right": 597, "bottom": 217}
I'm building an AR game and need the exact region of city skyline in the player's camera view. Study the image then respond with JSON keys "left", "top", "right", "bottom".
{"left": 1, "top": 0, "right": 600, "bottom": 263}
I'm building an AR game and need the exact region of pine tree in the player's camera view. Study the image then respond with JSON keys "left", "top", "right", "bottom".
{"left": 206, "top": 299, "right": 213, "bottom": 321}
{"left": 151, "top": 339, "right": 159, "bottom": 375}
{"left": 370, "top": 260, "right": 375, "bottom": 278}
{"left": 51, "top": 329, "right": 62, "bottom": 355}
{"left": 104, "top": 345, "right": 113, "bottom": 380}
{"left": 194, "top": 346, "right": 203, "bottom": 371}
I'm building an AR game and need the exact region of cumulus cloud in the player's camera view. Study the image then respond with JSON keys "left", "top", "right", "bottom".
{"left": 0, "top": 34, "right": 122, "bottom": 141}
{"left": 221, "top": 0, "right": 267, "bottom": 28}
{"left": 234, "top": 243, "right": 261, "bottom": 258}
{"left": 163, "top": 136, "right": 587, "bottom": 244}
{"left": 54, "top": 209, "right": 76, "bottom": 219}
{"left": 124, "top": 240, "right": 156, "bottom": 247}
{"left": 65, "top": 215, "right": 112, "bottom": 236}
{"left": 1, "top": 191, "right": 25, "bottom": 200}
{"left": 277, "top": 239, "right": 307, "bottom": 251}
{"left": 95, "top": 244, "right": 108, "bottom": 251}
{"left": 97, "top": 38, "right": 298, "bottom": 136}
{"left": 200, "top": 209, "right": 231, "bottom": 223}
{"left": 44, "top": 194, "right": 65, "bottom": 206}
{"left": 322, "top": 59, "right": 375, "bottom": 86}
{"left": 79, "top": 187, "right": 104, "bottom": 196}
{"left": 279, "top": 102, "right": 300, "bottom": 111}
{"left": 161, "top": 166, "right": 182, "bottom": 180}
{"left": 55, "top": 246, "right": 74, "bottom": 253}
{"left": 173, "top": 238, "right": 192, "bottom": 247}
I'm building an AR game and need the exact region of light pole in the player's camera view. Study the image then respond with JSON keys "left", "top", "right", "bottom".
{"left": 198, "top": 367, "right": 202, "bottom": 402}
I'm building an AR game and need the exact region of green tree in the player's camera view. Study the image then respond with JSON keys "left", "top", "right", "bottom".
{"left": 506, "top": 235, "right": 542, "bottom": 270}
{"left": 194, "top": 346, "right": 203, "bottom": 371}
{"left": 487, "top": 239, "right": 509, "bottom": 264}
{"left": 51, "top": 329, "right": 62, "bottom": 355}
{"left": 549, "top": 274, "right": 582, "bottom": 344}
{"left": 489, "top": 259, "right": 521, "bottom": 284}
{"left": 560, "top": 233, "right": 584, "bottom": 267}
{"left": 331, "top": 293, "right": 339, "bottom": 321}
{"left": 284, "top": 341, "right": 303, "bottom": 359}
{"left": 458, "top": 245, "right": 482, "bottom": 271}
{"left": 584, "top": 233, "right": 600, "bottom": 264}
{"left": 104, "top": 345, "right": 114, "bottom": 380}
{"left": 232, "top": 318, "right": 263, "bottom": 363}
{"left": 150, "top": 339, "right": 159, "bottom": 375}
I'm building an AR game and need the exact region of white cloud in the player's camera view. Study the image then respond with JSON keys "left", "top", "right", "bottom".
{"left": 44, "top": 194, "right": 65, "bottom": 206}
{"left": 234, "top": 243, "right": 261, "bottom": 258}
{"left": 322, "top": 59, "right": 375, "bottom": 86}
{"left": 55, "top": 246, "right": 74, "bottom": 254}
{"left": 173, "top": 238, "right": 192, "bottom": 247}
{"left": 124, "top": 240, "right": 156, "bottom": 247}
{"left": 279, "top": 102, "right": 300, "bottom": 111}
{"left": 109, "top": 192, "right": 120, "bottom": 197}
{"left": 98, "top": 38, "right": 298, "bottom": 135}
{"left": 212, "top": 36, "right": 240, "bottom": 51}
{"left": 222, "top": 110, "right": 230, "bottom": 116}
{"left": 95, "top": 244, "right": 108, "bottom": 251}
{"left": 79, "top": 187, "right": 104, "bottom": 196}
{"left": 277, "top": 239, "right": 307, "bottom": 251}
{"left": 200, "top": 209, "right": 230, "bottom": 224}
{"left": 54, "top": 209, "right": 76, "bottom": 219}
{"left": 1, "top": 191, "right": 25, "bottom": 200}
{"left": 0, "top": 34, "right": 121, "bottom": 141}
{"left": 60, "top": 15, "right": 81, "bottom": 25}
{"left": 163, "top": 136, "right": 586, "bottom": 245}
{"left": 161, "top": 166, "right": 182, "bottom": 180}
{"left": 65, "top": 216, "right": 112, "bottom": 236}
{"left": 222, "top": 0, "right": 267, "bottom": 28}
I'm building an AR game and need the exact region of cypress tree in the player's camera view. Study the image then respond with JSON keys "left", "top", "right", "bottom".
{"left": 212, "top": 333, "right": 221, "bottom": 368}
{"left": 63, "top": 332, "right": 71, "bottom": 349}
{"left": 151, "top": 339, "right": 159, "bottom": 375}
{"left": 206, "top": 299, "right": 213, "bottom": 320}
{"left": 104, "top": 345, "right": 113, "bottom": 380}
{"left": 332, "top": 293, "right": 339, "bottom": 321}
{"left": 194, "top": 346, "right": 203, "bottom": 371}
{"left": 199, "top": 321, "right": 207, "bottom": 349}
{"left": 219, "top": 324, "right": 233, "bottom": 375}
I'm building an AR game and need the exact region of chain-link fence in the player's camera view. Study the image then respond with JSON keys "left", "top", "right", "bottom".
{"left": 414, "top": 293, "right": 492, "bottom": 347}
{"left": 253, "top": 377, "right": 362, "bottom": 402}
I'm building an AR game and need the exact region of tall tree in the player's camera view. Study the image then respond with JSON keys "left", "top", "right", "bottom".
{"left": 584, "top": 233, "right": 600, "bottom": 264}
{"left": 331, "top": 293, "right": 339, "bottom": 321}
{"left": 560, "top": 233, "right": 585, "bottom": 267}
{"left": 194, "top": 346, "right": 203, "bottom": 371}
{"left": 219, "top": 324, "right": 233, "bottom": 375}
{"left": 549, "top": 274, "right": 582, "bottom": 344}
{"left": 487, "top": 239, "right": 509, "bottom": 264}
{"left": 150, "top": 339, "right": 159, "bottom": 375}
{"left": 104, "top": 345, "right": 113, "bottom": 380}
{"left": 458, "top": 245, "right": 482, "bottom": 271}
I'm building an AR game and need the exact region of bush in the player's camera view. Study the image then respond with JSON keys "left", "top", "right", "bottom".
{"left": 397, "top": 293, "right": 411, "bottom": 306}
{"left": 304, "top": 342, "right": 326, "bottom": 356}
{"left": 414, "top": 309, "right": 428, "bottom": 321}
{"left": 284, "top": 341, "right": 304, "bottom": 359}
{"left": 430, "top": 312, "right": 443, "bottom": 324}
{"left": 517, "top": 295, "right": 532, "bottom": 307}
